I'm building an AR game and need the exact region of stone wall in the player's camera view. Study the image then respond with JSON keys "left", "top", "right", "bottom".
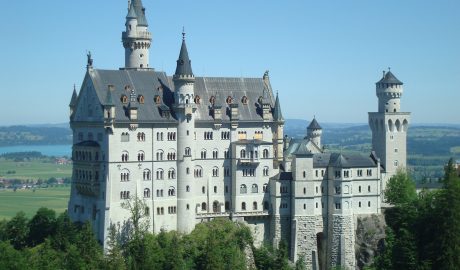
{"left": 355, "top": 214, "right": 386, "bottom": 270}
{"left": 328, "top": 214, "right": 355, "bottom": 270}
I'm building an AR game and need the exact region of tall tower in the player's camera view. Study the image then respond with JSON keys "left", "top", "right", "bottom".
{"left": 122, "top": 0, "right": 152, "bottom": 69}
{"left": 273, "top": 92, "right": 284, "bottom": 166}
{"left": 173, "top": 32, "right": 197, "bottom": 233}
{"left": 369, "top": 70, "right": 410, "bottom": 188}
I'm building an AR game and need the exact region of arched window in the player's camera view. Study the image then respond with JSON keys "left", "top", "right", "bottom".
{"left": 240, "top": 149, "right": 246, "bottom": 158}
{"left": 201, "top": 202, "right": 207, "bottom": 211}
{"left": 212, "top": 149, "right": 218, "bottom": 159}
{"left": 144, "top": 188, "right": 150, "bottom": 198}
{"left": 154, "top": 95, "right": 161, "bottom": 104}
{"left": 252, "top": 184, "right": 258, "bottom": 193}
{"left": 200, "top": 149, "right": 207, "bottom": 159}
{"left": 156, "top": 150, "right": 164, "bottom": 161}
{"left": 202, "top": 186, "right": 206, "bottom": 194}
{"left": 168, "top": 168, "right": 176, "bottom": 179}
{"left": 156, "top": 169, "right": 164, "bottom": 180}
{"left": 209, "top": 96, "right": 216, "bottom": 104}
{"left": 137, "top": 151, "right": 145, "bottom": 161}
{"left": 138, "top": 95, "right": 145, "bottom": 104}
{"left": 241, "top": 96, "right": 248, "bottom": 105}
{"left": 194, "top": 95, "right": 201, "bottom": 104}
{"left": 167, "top": 149, "right": 176, "bottom": 160}
{"left": 121, "top": 151, "right": 129, "bottom": 162}
{"left": 212, "top": 201, "right": 219, "bottom": 213}
{"left": 120, "top": 169, "right": 130, "bottom": 182}
{"left": 263, "top": 149, "right": 269, "bottom": 158}
{"left": 185, "top": 147, "right": 191, "bottom": 156}
{"left": 168, "top": 187, "right": 176, "bottom": 196}
{"left": 212, "top": 167, "right": 219, "bottom": 177}
{"left": 186, "top": 185, "right": 190, "bottom": 192}
{"left": 194, "top": 166, "right": 203, "bottom": 178}
{"left": 303, "top": 171, "right": 306, "bottom": 178}
{"left": 253, "top": 202, "right": 258, "bottom": 210}
{"left": 121, "top": 95, "right": 128, "bottom": 104}
{"left": 263, "top": 184, "right": 268, "bottom": 193}
{"left": 143, "top": 169, "right": 151, "bottom": 180}
{"left": 240, "top": 184, "right": 247, "bottom": 194}
{"left": 241, "top": 202, "right": 246, "bottom": 211}
{"left": 263, "top": 166, "right": 269, "bottom": 176}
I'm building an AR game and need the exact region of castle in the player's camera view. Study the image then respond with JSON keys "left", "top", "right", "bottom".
{"left": 68, "top": 1, "right": 410, "bottom": 269}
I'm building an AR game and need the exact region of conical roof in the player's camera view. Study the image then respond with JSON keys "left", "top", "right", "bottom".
{"left": 131, "top": 0, "right": 148, "bottom": 26}
{"left": 377, "top": 71, "right": 403, "bottom": 85}
{"left": 69, "top": 86, "right": 77, "bottom": 107}
{"left": 273, "top": 93, "right": 283, "bottom": 121}
{"left": 308, "top": 118, "right": 322, "bottom": 130}
{"left": 174, "top": 37, "right": 194, "bottom": 77}
{"left": 126, "top": 2, "right": 138, "bottom": 19}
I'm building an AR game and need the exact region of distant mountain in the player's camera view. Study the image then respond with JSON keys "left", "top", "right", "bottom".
{"left": 0, "top": 126, "right": 72, "bottom": 147}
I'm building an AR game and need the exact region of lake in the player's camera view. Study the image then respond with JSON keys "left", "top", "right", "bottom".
{"left": 0, "top": 144, "right": 71, "bottom": 157}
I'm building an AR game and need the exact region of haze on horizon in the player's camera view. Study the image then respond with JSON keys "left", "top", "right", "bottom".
{"left": 0, "top": 0, "right": 458, "bottom": 126}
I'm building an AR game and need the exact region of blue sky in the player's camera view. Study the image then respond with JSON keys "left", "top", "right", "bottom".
{"left": 0, "top": 0, "right": 459, "bottom": 125}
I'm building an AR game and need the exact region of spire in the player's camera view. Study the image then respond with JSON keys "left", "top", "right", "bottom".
{"left": 307, "top": 117, "right": 322, "bottom": 130}
{"left": 273, "top": 92, "right": 284, "bottom": 121}
{"left": 174, "top": 32, "right": 194, "bottom": 78}
{"left": 126, "top": 1, "right": 138, "bottom": 19}
{"left": 129, "top": 0, "right": 148, "bottom": 26}
{"left": 69, "top": 85, "right": 78, "bottom": 106}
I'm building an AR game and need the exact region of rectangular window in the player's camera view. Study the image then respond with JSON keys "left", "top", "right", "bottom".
{"left": 335, "top": 171, "right": 341, "bottom": 178}
{"left": 367, "top": 169, "right": 372, "bottom": 177}
{"left": 357, "top": 170, "right": 363, "bottom": 177}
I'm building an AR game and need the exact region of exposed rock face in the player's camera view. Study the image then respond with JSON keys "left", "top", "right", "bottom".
{"left": 355, "top": 214, "right": 386, "bottom": 270}
{"left": 244, "top": 243, "right": 256, "bottom": 270}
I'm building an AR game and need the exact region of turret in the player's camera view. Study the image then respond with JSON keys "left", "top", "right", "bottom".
{"left": 69, "top": 85, "right": 78, "bottom": 119}
{"left": 376, "top": 70, "right": 403, "bottom": 113}
{"left": 122, "top": 0, "right": 152, "bottom": 69}
{"left": 307, "top": 117, "right": 322, "bottom": 148}
{"left": 174, "top": 32, "right": 197, "bottom": 233}
{"left": 272, "top": 92, "right": 284, "bottom": 164}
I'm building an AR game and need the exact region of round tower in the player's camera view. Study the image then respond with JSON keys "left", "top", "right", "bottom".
{"left": 122, "top": 0, "right": 152, "bottom": 69}
{"left": 376, "top": 70, "right": 403, "bottom": 113}
{"left": 173, "top": 33, "right": 197, "bottom": 233}
{"left": 307, "top": 117, "right": 322, "bottom": 148}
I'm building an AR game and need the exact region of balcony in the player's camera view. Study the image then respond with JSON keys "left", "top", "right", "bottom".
{"left": 122, "top": 31, "right": 151, "bottom": 40}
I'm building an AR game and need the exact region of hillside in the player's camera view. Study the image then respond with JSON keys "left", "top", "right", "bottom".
{"left": 0, "top": 125, "right": 72, "bottom": 147}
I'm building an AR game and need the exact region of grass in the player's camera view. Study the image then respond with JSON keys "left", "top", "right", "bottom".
{"left": 0, "top": 186, "right": 70, "bottom": 220}
{"left": 0, "top": 158, "right": 72, "bottom": 180}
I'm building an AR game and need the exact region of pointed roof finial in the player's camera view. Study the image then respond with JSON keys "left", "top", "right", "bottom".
{"left": 86, "top": 51, "right": 93, "bottom": 69}
{"left": 388, "top": 67, "right": 391, "bottom": 72}
{"left": 182, "top": 26, "right": 186, "bottom": 40}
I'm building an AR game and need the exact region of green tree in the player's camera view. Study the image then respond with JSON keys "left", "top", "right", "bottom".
{"left": 105, "top": 224, "right": 126, "bottom": 270}
{"left": 274, "top": 240, "right": 291, "bottom": 270}
{"left": 0, "top": 241, "right": 28, "bottom": 269}
{"left": 384, "top": 170, "right": 417, "bottom": 206}
{"left": 28, "top": 207, "right": 57, "bottom": 246}
{"left": 30, "top": 238, "right": 63, "bottom": 270}
{"left": 432, "top": 158, "right": 460, "bottom": 270}
{"left": 5, "top": 211, "right": 29, "bottom": 249}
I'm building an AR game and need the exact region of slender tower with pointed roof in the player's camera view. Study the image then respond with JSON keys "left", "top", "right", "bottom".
{"left": 122, "top": 0, "right": 152, "bottom": 69}
{"left": 173, "top": 32, "right": 197, "bottom": 233}
{"left": 307, "top": 117, "right": 323, "bottom": 149}
{"left": 369, "top": 69, "right": 410, "bottom": 198}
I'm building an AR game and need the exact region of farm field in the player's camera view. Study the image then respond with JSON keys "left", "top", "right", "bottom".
{"left": 0, "top": 158, "right": 72, "bottom": 180}
{"left": 0, "top": 186, "right": 70, "bottom": 220}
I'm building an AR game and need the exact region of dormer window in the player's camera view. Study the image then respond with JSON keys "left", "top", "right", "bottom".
{"left": 138, "top": 95, "right": 145, "bottom": 104}
{"left": 258, "top": 96, "right": 263, "bottom": 104}
{"left": 154, "top": 95, "right": 161, "bottom": 104}
{"left": 241, "top": 96, "right": 248, "bottom": 105}
{"left": 124, "top": 85, "right": 131, "bottom": 91}
{"left": 194, "top": 95, "right": 201, "bottom": 104}
{"left": 226, "top": 96, "right": 233, "bottom": 104}
{"left": 121, "top": 95, "right": 128, "bottom": 104}
{"left": 209, "top": 96, "right": 215, "bottom": 105}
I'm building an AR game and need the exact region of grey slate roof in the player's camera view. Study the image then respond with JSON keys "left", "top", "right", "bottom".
{"left": 131, "top": 0, "right": 148, "bottom": 26}
{"left": 377, "top": 71, "right": 403, "bottom": 85}
{"left": 308, "top": 118, "right": 322, "bottom": 130}
{"left": 88, "top": 69, "right": 275, "bottom": 123}
{"left": 69, "top": 87, "right": 78, "bottom": 107}
{"left": 105, "top": 88, "right": 114, "bottom": 106}
{"left": 285, "top": 138, "right": 322, "bottom": 158}
{"left": 273, "top": 93, "right": 283, "bottom": 122}
{"left": 126, "top": 2, "right": 137, "bottom": 19}
{"left": 174, "top": 39, "right": 193, "bottom": 77}
{"left": 312, "top": 152, "right": 377, "bottom": 168}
